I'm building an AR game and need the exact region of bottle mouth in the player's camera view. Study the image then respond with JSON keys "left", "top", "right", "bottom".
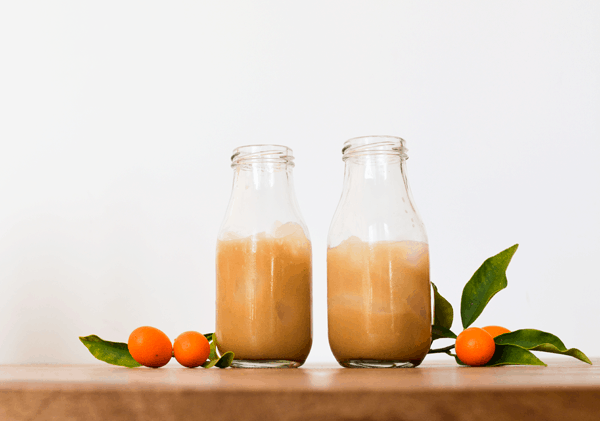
{"left": 231, "top": 144, "right": 295, "bottom": 168}
{"left": 342, "top": 135, "right": 408, "bottom": 160}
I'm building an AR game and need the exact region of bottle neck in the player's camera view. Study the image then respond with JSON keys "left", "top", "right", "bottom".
{"left": 343, "top": 154, "right": 406, "bottom": 187}
{"left": 228, "top": 144, "right": 299, "bottom": 222}
{"left": 232, "top": 162, "right": 295, "bottom": 197}
{"left": 342, "top": 155, "right": 411, "bottom": 205}
{"left": 340, "top": 136, "right": 412, "bottom": 213}
{"left": 220, "top": 154, "right": 308, "bottom": 239}
{"left": 329, "top": 153, "right": 426, "bottom": 245}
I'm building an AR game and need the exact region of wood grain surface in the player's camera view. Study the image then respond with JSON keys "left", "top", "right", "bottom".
{"left": 1, "top": 359, "right": 598, "bottom": 420}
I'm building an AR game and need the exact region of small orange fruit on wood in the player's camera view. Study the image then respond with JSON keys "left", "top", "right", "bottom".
{"left": 482, "top": 325, "right": 511, "bottom": 338}
{"left": 455, "top": 327, "right": 495, "bottom": 367}
{"left": 173, "top": 331, "right": 211, "bottom": 368}
{"left": 128, "top": 326, "right": 172, "bottom": 368}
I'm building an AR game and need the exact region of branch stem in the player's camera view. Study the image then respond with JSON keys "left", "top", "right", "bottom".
{"left": 428, "top": 344, "right": 456, "bottom": 354}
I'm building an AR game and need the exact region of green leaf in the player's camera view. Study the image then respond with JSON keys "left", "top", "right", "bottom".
{"left": 215, "top": 351, "right": 235, "bottom": 368}
{"left": 494, "top": 329, "right": 592, "bottom": 365}
{"left": 207, "top": 333, "right": 219, "bottom": 361}
{"left": 431, "top": 282, "right": 454, "bottom": 341}
{"left": 485, "top": 344, "right": 547, "bottom": 367}
{"left": 431, "top": 325, "right": 457, "bottom": 340}
{"left": 202, "top": 358, "right": 218, "bottom": 369}
{"left": 460, "top": 244, "right": 519, "bottom": 328}
{"left": 79, "top": 335, "right": 141, "bottom": 368}
{"left": 200, "top": 333, "right": 235, "bottom": 368}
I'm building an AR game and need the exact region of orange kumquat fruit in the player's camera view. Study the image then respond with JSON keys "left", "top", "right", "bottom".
{"left": 128, "top": 326, "right": 172, "bottom": 368}
{"left": 455, "top": 327, "right": 496, "bottom": 367}
{"left": 482, "top": 325, "right": 511, "bottom": 338}
{"left": 173, "top": 331, "right": 211, "bottom": 368}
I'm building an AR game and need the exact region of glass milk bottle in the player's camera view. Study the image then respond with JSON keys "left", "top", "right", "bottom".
{"left": 216, "top": 145, "right": 312, "bottom": 368}
{"left": 327, "top": 136, "right": 430, "bottom": 368}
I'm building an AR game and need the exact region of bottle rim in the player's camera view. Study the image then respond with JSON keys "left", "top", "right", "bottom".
{"left": 231, "top": 144, "right": 295, "bottom": 167}
{"left": 342, "top": 135, "right": 408, "bottom": 160}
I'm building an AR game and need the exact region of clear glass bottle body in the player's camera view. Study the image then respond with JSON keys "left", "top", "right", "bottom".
{"left": 327, "top": 136, "right": 431, "bottom": 368}
{"left": 216, "top": 145, "right": 312, "bottom": 368}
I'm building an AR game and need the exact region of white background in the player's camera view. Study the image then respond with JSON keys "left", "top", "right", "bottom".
{"left": 1, "top": 1, "right": 599, "bottom": 365}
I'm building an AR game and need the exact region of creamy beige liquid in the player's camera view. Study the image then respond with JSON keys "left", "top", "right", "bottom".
{"left": 328, "top": 237, "right": 431, "bottom": 364}
{"left": 216, "top": 223, "right": 312, "bottom": 362}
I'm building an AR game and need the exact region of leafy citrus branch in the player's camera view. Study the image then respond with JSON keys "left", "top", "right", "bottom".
{"left": 428, "top": 244, "right": 591, "bottom": 366}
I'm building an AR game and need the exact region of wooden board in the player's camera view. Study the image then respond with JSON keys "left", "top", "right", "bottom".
{"left": 1, "top": 359, "right": 599, "bottom": 420}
